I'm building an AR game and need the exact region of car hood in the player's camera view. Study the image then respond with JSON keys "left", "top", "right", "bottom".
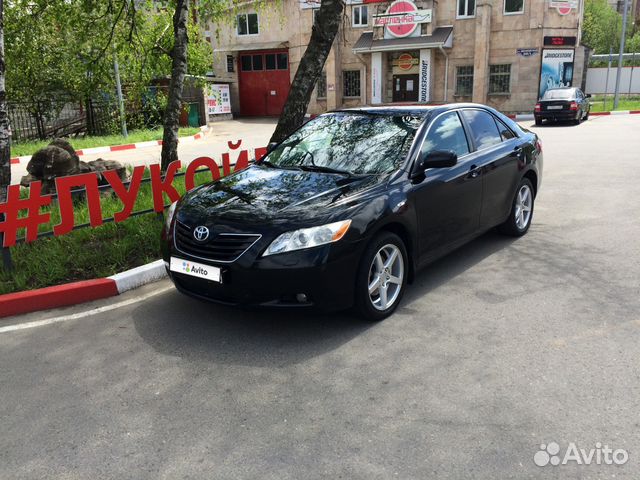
{"left": 177, "top": 165, "right": 385, "bottom": 225}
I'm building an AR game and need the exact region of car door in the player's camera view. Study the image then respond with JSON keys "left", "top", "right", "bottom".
{"left": 460, "top": 109, "right": 524, "bottom": 229}
{"left": 409, "top": 110, "right": 483, "bottom": 262}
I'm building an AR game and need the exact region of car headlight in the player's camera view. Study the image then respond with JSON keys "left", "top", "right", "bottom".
{"left": 263, "top": 220, "right": 352, "bottom": 256}
{"left": 165, "top": 202, "right": 177, "bottom": 230}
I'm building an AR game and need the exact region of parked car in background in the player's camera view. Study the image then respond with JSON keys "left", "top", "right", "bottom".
{"left": 534, "top": 87, "right": 591, "bottom": 126}
{"left": 163, "top": 104, "right": 543, "bottom": 321}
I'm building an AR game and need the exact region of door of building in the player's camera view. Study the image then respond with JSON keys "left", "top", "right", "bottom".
{"left": 392, "top": 74, "right": 419, "bottom": 102}
{"left": 238, "top": 50, "right": 290, "bottom": 116}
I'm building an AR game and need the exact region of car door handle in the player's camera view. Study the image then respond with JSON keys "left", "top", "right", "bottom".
{"left": 468, "top": 165, "right": 481, "bottom": 178}
{"left": 512, "top": 146, "right": 524, "bottom": 159}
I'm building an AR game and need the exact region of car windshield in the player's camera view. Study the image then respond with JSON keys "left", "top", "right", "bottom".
{"left": 543, "top": 89, "right": 574, "bottom": 99}
{"left": 264, "top": 112, "right": 423, "bottom": 175}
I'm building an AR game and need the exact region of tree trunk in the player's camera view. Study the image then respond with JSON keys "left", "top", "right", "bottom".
{"left": 269, "top": 0, "right": 344, "bottom": 144}
{"left": 0, "top": 0, "right": 10, "bottom": 203}
{"left": 161, "top": 0, "right": 189, "bottom": 171}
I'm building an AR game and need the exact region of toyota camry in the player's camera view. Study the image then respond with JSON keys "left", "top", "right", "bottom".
{"left": 162, "top": 104, "right": 542, "bottom": 321}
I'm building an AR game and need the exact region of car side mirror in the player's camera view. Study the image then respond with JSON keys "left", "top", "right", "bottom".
{"left": 585, "top": 93, "right": 591, "bottom": 98}
{"left": 267, "top": 142, "right": 278, "bottom": 153}
{"left": 411, "top": 150, "right": 457, "bottom": 179}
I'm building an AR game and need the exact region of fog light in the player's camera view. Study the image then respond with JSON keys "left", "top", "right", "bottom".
{"left": 296, "top": 293, "right": 308, "bottom": 303}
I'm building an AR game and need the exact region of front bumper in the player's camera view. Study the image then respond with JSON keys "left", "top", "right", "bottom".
{"left": 162, "top": 227, "right": 365, "bottom": 312}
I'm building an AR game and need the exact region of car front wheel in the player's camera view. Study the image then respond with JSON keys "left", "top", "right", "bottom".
{"left": 355, "top": 232, "right": 408, "bottom": 321}
{"left": 498, "top": 178, "right": 535, "bottom": 236}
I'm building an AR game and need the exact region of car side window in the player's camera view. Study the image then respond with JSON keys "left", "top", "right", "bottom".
{"left": 461, "top": 109, "right": 503, "bottom": 150}
{"left": 421, "top": 111, "right": 470, "bottom": 158}
{"left": 495, "top": 117, "right": 516, "bottom": 141}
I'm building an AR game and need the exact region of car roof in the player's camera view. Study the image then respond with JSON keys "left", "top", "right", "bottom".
{"left": 334, "top": 103, "right": 496, "bottom": 117}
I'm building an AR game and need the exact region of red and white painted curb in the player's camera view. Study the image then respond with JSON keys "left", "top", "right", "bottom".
{"left": 0, "top": 260, "right": 167, "bottom": 319}
{"left": 10, "top": 125, "right": 209, "bottom": 166}
{"left": 588, "top": 110, "right": 640, "bottom": 116}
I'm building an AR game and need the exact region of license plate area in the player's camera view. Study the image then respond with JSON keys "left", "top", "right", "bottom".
{"left": 547, "top": 105, "right": 563, "bottom": 110}
{"left": 170, "top": 257, "right": 221, "bottom": 283}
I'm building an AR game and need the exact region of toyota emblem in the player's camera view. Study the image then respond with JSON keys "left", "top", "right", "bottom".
{"left": 193, "top": 226, "right": 210, "bottom": 242}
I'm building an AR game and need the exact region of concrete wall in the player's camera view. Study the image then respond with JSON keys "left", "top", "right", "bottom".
{"left": 585, "top": 67, "right": 640, "bottom": 94}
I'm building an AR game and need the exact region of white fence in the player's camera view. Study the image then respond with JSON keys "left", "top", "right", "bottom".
{"left": 585, "top": 67, "right": 640, "bottom": 94}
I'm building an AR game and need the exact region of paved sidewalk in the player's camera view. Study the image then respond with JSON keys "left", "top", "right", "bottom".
{"left": 10, "top": 118, "right": 277, "bottom": 185}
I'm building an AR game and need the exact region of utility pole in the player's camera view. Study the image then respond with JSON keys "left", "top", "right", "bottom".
{"left": 114, "top": 51, "right": 128, "bottom": 138}
{"left": 613, "top": 0, "right": 630, "bottom": 109}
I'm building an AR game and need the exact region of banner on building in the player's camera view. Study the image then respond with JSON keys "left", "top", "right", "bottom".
{"left": 419, "top": 49, "right": 432, "bottom": 103}
{"left": 207, "top": 84, "right": 231, "bottom": 115}
{"left": 374, "top": 0, "right": 432, "bottom": 39}
{"left": 539, "top": 49, "right": 575, "bottom": 98}
{"left": 549, "top": 0, "right": 578, "bottom": 15}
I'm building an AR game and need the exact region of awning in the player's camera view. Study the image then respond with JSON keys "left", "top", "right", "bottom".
{"left": 214, "top": 41, "right": 289, "bottom": 53}
{"left": 353, "top": 27, "right": 453, "bottom": 53}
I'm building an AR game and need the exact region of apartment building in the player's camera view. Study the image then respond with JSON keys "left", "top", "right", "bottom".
{"left": 208, "top": 0, "right": 587, "bottom": 116}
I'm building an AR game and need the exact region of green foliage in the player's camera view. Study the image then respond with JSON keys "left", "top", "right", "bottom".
{"left": 4, "top": 0, "right": 216, "bottom": 104}
{"left": 582, "top": 0, "right": 639, "bottom": 54}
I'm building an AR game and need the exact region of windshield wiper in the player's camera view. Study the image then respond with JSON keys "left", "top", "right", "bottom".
{"left": 298, "top": 164, "right": 352, "bottom": 176}
{"left": 259, "top": 159, "right": 277, "bottom": 168}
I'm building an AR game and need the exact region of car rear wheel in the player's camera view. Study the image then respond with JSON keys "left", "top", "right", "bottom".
{"left": 498, "top": 178, "right": 535, "bottom": 237}
{"left": 573, "top": 111, "right": 582, "bottom": 125}
{"left": 355, "top": 232, "right": 407, "bottom": 321}
{"left": 535, "top": 117, "right": 542, "bottom": 126}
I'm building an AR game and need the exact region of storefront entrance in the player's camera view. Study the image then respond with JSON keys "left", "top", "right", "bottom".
{"left": 392, "top": 74, "right": 419, "bottom": 102}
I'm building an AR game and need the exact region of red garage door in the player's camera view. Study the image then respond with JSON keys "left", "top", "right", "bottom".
{"left": 238, "top": 50, "right": 290, "bottom": 116}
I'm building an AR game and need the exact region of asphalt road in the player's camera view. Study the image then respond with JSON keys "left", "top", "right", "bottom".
{"left": 1, "top": 115, "right": 640, "bottom": 479}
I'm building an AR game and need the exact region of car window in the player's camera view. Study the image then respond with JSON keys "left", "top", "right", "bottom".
{"left": 461, "top": 110, "right": 503, "bottom": 150}
{"left": 495, "top": 117, "right": 516, "bottom": 141}
{"left": 266, "top": 113, "right": 423, "bottom": 175}
{"left": 542, "top": 89, "right": 574, "bottom": 100}
{"left": 421, "top": 111, "right": 469, "bottom": 158}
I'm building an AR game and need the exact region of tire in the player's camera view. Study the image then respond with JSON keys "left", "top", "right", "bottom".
{"left": 498, "top": 178, "right": 535, "bottom": 237}
{"left": 573, "top": 111, "right": 581, "bottom": 125}
{"left": 535, "top": 117, "right": 542, "bottom": 126}
{"left": 584, "top": 110, "right": 589, "bottom": 121}
{"left": 354, "top": 232, "right": 408, "bottom": 321}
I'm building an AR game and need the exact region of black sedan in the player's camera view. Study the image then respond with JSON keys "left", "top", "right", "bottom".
{"left": 162, "top": 104, "right": 543, "bottom": 321}
{"left": 535, "top": 87, "right": 591, "bottom": 125}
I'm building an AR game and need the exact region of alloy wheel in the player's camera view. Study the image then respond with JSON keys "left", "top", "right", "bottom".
{"left": 514, "top": 184, "right": 533, "bottom": 230}
{"left": 368, "top": 244, "right": 404, "bottom": 311}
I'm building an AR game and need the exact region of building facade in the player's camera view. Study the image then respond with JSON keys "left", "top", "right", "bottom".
{"left": 208, "top": 0, "right": 587, "bottom": 116}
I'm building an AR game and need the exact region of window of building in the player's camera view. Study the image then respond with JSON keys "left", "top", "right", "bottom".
{"left": 504, "top": 0, "right": 524, "bottom": 14}
{"left": 240, "top": 55, "right": 252, "bottom": 71}
{"left": 277, "top": 53, "right": 288, "bottom": 70}
{"left": 455, "top": 66, "right": 474, "bottom": 96}
{"left": 317, "top": 72, "right": 327, "bottom": 99}
{"left": 343, "top": 70, "right": 361, "bottom": 98}
{"left": 252, "top": 54, "right": 263, "bottom": 70}
{"left": 237, "top": 13, "right": 259, "bottom": 35}
{"left": 457, "top": 0, "right": 475, "bottom": 18}
{"left": 488, "top": 64, "right": 511, "bottom": 94}
{"left": 461, "top": 110, "right": 503, "bottom": 150}
{"left": 226, "top": 55, "right": 235, "bottom": 73}
{"left": 422, "top": 112, "right": 470, "bottom": 158}
{"left": 352, "top": 5, "right": 368, "bottom": 27}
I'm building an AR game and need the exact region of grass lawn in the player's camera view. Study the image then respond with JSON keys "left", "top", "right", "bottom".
{"left": 588, "top": 95, "right": 640, "bottom": 113}
{"left": 11, "top": 127, "right": 202, "bottom": 157}
{"left": 0, "top": 167, "right": 220, "bottom": 295}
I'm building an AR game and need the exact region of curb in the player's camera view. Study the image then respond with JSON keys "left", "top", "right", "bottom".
{"left": 10, "top": 125, "right": 209, "bottom": 166}
{"left": 589, "top": 110, "right": 640, "bottom": 116}
{"left": 0, "top": 260, "right": 167, "bottom": 319}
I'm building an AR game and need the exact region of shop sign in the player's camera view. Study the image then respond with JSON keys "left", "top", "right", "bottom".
{"left": 207, "top": 84, "right": 231, "bottom": 115}
{"left": 373, "top": 0, "right": 432, "bottom": 38}
{"left": 549, "top": 0, "right": 578, "bottom": 15}
{"left": 393, "top": 53, "right": 419, "bottom": 71}
{"left": 543, "top": 36, "right": 577, "bottom": 46}
{"left": 517, "top": 48, "right": 539, "bottom": 57}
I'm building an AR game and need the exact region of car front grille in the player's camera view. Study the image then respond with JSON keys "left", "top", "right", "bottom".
{"left": 174, "top": 221, "right": 261, "bottom": 263}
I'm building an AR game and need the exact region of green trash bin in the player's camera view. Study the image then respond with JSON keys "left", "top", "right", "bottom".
{"left": 187, "top": 103, "right": 200, "bottom": 127}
